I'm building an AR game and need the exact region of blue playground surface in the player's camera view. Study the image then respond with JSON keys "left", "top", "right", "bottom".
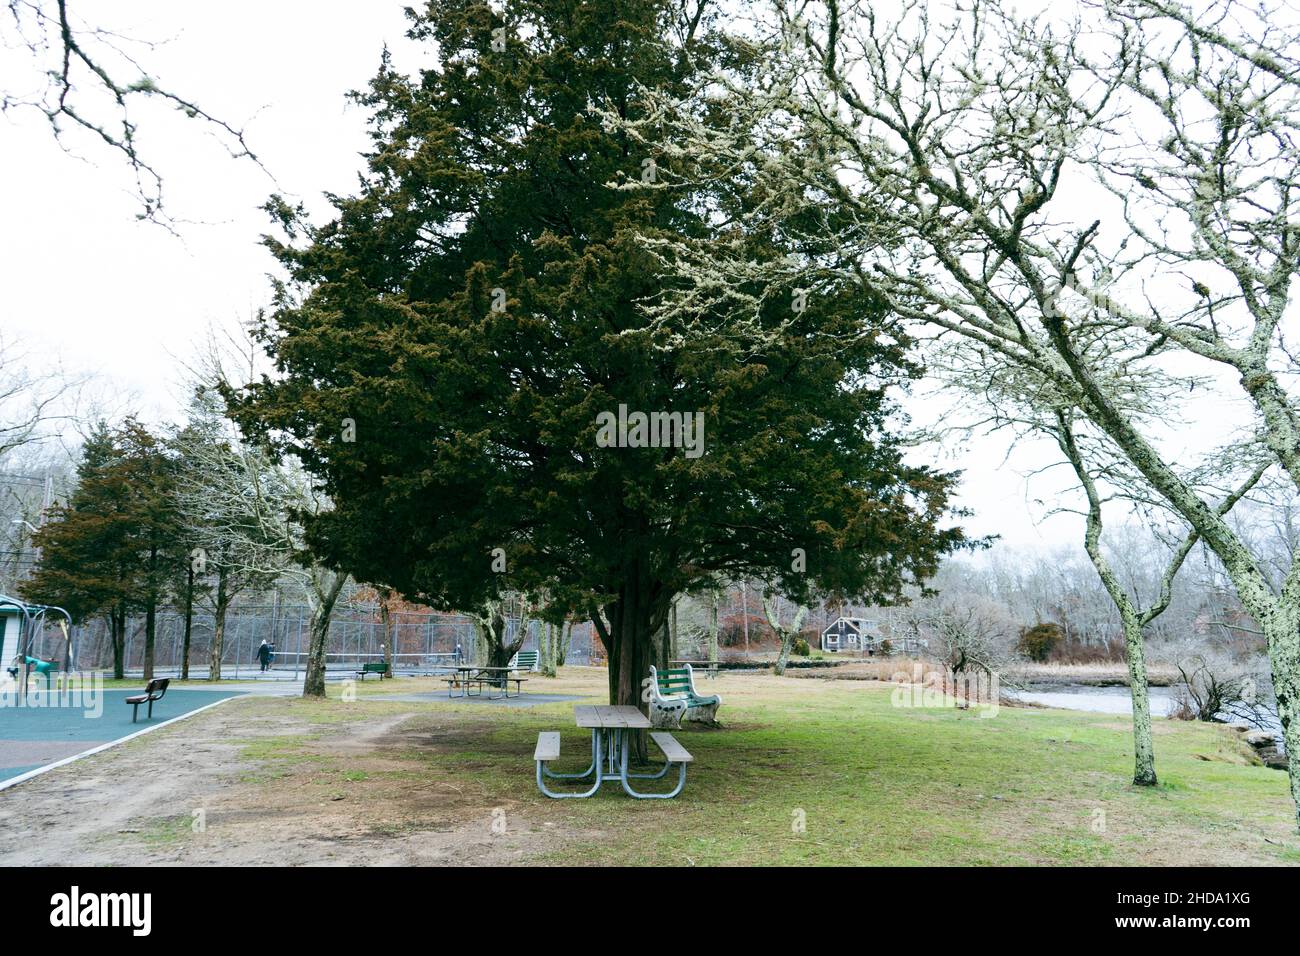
{"left": 0, "top": 688, "right": 242, "bottom": 786}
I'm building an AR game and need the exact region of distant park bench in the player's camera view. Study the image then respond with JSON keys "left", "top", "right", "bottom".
{"left": 509, "top": 650, "right": 540, "bottom": 672}
{"left": 355, "top": 661, "right": 389, "bottom": 680}
{"left": 125, "top": 678, "right": 170, "bottom": 723}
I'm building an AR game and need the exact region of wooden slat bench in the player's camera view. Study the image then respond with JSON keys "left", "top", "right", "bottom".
{"left": 510, "top": 650, "right": 540, "bottom": 672}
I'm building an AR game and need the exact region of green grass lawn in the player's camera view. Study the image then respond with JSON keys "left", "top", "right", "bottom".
{"left": 231, "top": 667, "right": 1300, "bottom": 866}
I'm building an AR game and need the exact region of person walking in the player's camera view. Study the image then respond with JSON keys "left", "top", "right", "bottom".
{"left": 256, "top": 639, "right": 273, "bottom": 673}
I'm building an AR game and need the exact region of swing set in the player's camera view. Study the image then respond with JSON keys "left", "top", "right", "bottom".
{"left": 1, "top": 595, "right": 73, "bottom": 700}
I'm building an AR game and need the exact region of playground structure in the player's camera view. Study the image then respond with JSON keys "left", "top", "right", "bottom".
{"left": 0, "top": 593, "right": 72, "bottom": 700}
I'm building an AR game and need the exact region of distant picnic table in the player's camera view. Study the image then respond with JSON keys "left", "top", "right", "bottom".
{"left": 444, "top": 665, "right": 527, "bottom": 699}
{"left": 670, "top": 659, "right": 720, "bottom": 678}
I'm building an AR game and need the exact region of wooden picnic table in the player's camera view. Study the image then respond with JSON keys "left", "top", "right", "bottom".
{"left": 536, "top": 705, "right": 689, "bottom": 799}
{"left": 573, "top": 704, "right": 651, "bottom": 729}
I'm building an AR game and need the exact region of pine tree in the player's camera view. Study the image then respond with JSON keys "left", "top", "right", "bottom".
{"left": 230, "top": 0, "right": 966, "bottom": 711}
{"left": 24, "top": 419, "right": 179, "bottom": 678}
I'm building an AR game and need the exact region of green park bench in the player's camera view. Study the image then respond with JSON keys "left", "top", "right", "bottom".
{"left": 509, "top": 650, "right": 540, "bottom": 672}
{"left": 648, "top": 664, "right": 722, "bottom": 729}
{"left": 355, "top": 661, "right": 389, "bottom": 680}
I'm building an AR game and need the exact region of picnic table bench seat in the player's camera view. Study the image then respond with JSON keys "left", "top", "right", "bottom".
{"left": 534, "top": 731, "right": 561, "bottom": 763}
{"left": 648, "top": 664, "right": 721, "bottom": 729}
{"left": 650, "top": 731, "right": 693, "bottom": 763}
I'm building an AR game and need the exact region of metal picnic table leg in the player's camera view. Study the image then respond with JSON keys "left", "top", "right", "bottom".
{"left": 541, "top": 728, "right": 598, "bottom": 780}
{"left": 620, "top": 735, "right": 687, "bottom": 799}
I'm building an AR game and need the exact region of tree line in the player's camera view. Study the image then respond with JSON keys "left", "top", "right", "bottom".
{"left": 19, "top": 385, "right": 348, "bottom": 689}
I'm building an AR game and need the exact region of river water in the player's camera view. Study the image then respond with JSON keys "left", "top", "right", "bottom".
{"left": 1011, "top": 683, "right": 1284, "bottom": 747}
{"left": 1012, "top": 683, "right": 1178, "bottom": 716}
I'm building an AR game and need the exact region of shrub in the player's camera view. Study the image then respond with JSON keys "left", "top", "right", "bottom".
{"left": 792, "top": 637, "right": 811, "bottom": 657}
{"left": 1017, "top": 622, "right": 1063, "bottom": 663}
{"left": 879, "top": 638, "right": 893, "bottom": 656}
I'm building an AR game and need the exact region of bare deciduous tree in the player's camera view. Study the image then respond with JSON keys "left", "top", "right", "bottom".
{"left": 761, "top": 592, "right": 809, "bottom": 675}
{"left": 2, "top": 0, "right": 266, "bottom": 223}
{"left": 608, "top": 0, "right": 1300, "bottom": 825}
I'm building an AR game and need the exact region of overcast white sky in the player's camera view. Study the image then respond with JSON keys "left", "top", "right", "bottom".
{"left": 0, "top": 1, "right": 1245, "bottom": 554}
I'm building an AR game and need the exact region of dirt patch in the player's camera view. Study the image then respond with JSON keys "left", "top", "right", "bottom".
{"left": 0, "top": 697, "right": 592, "bottom": 866}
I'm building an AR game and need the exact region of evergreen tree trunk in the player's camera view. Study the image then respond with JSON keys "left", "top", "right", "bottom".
{"left": 670, "top": 599, "right": 679, "bottom": 661}
{"left": 601, "top": 564, "right": 671, "bottom": 762}
{"left": 653, "top": 619, "right": 670, "bottom": 674}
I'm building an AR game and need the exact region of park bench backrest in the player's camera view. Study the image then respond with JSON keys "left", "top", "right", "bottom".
{"left": 146, "top": 678, "right": 170, "bottom": 699}
{"left": 512, "top": 651, "right": 539, "bottom": 671}
{"left": 656, "top": 668, "right": 693, "bottom": 694}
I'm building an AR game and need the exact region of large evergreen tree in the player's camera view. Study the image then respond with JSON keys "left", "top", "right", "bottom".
{"left": 231, "top": 0, "right": 965, "bottom": 709}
